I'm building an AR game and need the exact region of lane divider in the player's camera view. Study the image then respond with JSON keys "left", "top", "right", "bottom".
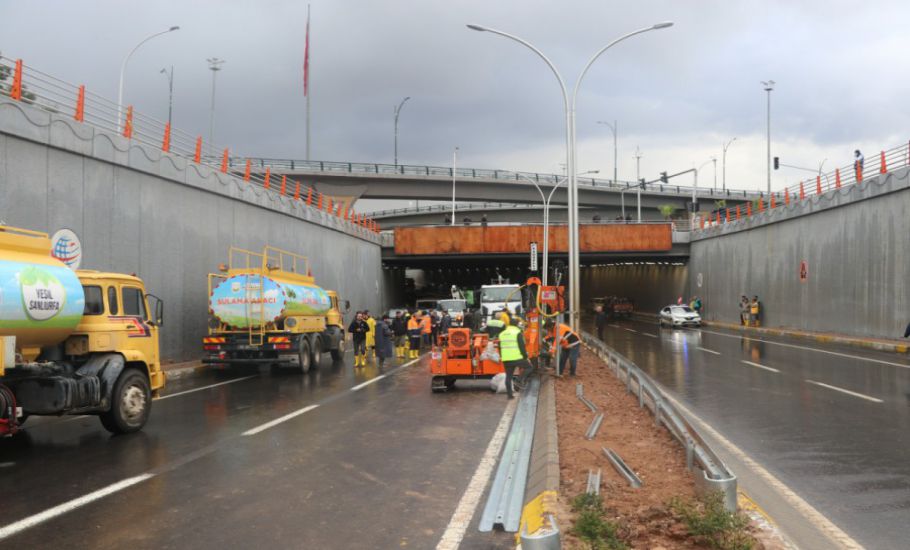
{"left": 158, "top": 375, "right": 258, "bottom": 400}
{"left": 698, "top": 346, "right": 721, "bottom": 355}
{"left": 242, "top": 405, "right": 320, "bottom": 436}
{"left": 741, "top": 360, "right": 780, "bottom": 373}
{"left": 624, "top": 328, "right": 638, "bottom": 333}
{"left": 700, "top": 328, "right": 910, "bottom": 370}
{"left": 0, "top": 474, "right": 154, "bottom": 541}
{"left": 351, "top": 374, "right": 386, "bottom": 391}
{"left": 642, "top": 332, "right": 658, "bottom": 338}
{"left": 805, "top": 380, "right": 883, "bottom": 403}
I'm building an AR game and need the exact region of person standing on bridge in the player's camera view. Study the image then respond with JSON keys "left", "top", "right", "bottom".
{"left": 348, "top": 312, "right": 370, "bottom": 367}
{"left": 499, "top": 318, "right": 530, "bottom": 400}
{"left": 392, "top": 310, "right": 408, "bottom": 358}
{"left": 408, "top": 311, "right": 422, "bottom": 359}
{"left": 854, "top": 150, "right": 864, "bottom": 180}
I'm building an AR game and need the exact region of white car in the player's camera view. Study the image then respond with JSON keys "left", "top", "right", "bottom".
{"left": 659, "top": 305, "right": 702, "bottom": 328}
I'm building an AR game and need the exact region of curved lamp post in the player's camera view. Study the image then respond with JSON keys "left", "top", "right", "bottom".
{"left": 467, "top": 21, "right": 673, "bottom": 330}
{"left": 117, "top": 26, "right": 180, "bottom": 126}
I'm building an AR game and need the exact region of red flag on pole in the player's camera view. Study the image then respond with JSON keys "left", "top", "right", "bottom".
{"left": 303, "top": 6, "right": 310, "bottom": 96}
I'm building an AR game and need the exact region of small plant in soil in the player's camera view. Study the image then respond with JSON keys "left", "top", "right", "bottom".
{"left": 670, "top": 491, "right": 755, "bottom": 550}
{"left": 571, "top": 493, "right": 628, "bottom": 550}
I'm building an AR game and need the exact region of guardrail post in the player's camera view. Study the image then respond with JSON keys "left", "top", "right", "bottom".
{"left": 194, "top": 136, "right": 202, "bottom": 162}
{"left": 317, "top": 193, "right": 323, "bottom": 210}
{"left": 784, "top": 190, "right": 790, "bottom": 206}
{"left": 746, "top": 201, "right": 752, "bottom": 216}
{"left": 161, "top": 123, "right": 171, "bottom": 152}
{"left": 757, "top": 199, "right": 764, "bottom": 213}
{"left": 280, "top": 175, "right": 287, "bottom": 196}
{"left": 263, "top": 168, "right": 271, "bottom": 189}
{"left": 735, "top": 205, "right": 741, "bottom": 220}
{"left": 74, "top": 85, "right": 85, "bottom": 122}
{"left": 306, "top": 187, "right": 313, "bottom": 205}
{"left": 770, "top": 194, "right": 777, "bottom": 209}
{"left": 835, "top": 168, "right": 841, "bottom": 188}
{"left": 9, "top": 59, "right": 23, "bottom": 100}
{"left": 123, "top": 106, "right": 134, "bottom": 139}
{"left": 880, "top": 150, "right": 887, "bottom": 174}
{"left": 855, "top": 162, "right": 863, "bottom": 183}
{"left": 816, "top": 175, "right": 822, "bottom": 195}
{"left": 294, "top": 182, "right": 301, "bottom": 200}
{"left": 244, "top": 160, "right": 251, "bottom": 181}
{"left": 799, "top": 180, "right": 805, "bottom": 200}
{"left": 724, "top": 208, "right": 730, "bottom": 223}
{"left": 221, "top": 149, "right": 229, "bottom": 173}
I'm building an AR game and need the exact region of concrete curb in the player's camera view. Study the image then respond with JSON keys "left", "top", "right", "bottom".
{"left": 631, "top": 312, "right": 909, "bottom": 354}
{"left": 517, "top": 375, "right": 560, "bottom": 544}
{"left": 161, "top": 361, "right": 207, "bottom": 381}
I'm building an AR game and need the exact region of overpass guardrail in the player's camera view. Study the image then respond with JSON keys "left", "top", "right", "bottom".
{"left": 0, "top": 54, "right": 381, "bottom": 234}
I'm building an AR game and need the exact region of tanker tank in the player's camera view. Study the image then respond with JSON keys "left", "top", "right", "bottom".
{"left": 210, "top": 273, "right": 332, "bottom": 329}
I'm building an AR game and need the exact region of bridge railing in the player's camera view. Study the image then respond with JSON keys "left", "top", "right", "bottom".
{"left": 239, "top": 156, "right": 761, "bottom": 200}
{"left": 694, "top": 140, "right": 910, "bottom": 231}
{"left": 0, "top": 54, "right": 381, "bottom": 235}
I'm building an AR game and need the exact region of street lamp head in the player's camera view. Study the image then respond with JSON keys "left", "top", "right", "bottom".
{"left": 652, "top": 22, "right": 674, "bottom": 29}
{"left": 169, "top": 26, "right": 180, "bottom": 32}
{"left": 466, "top": 24, "right": 488, "bottom": 32}
{"left": 762, "top": 80, "right": 775, "bottom": 91}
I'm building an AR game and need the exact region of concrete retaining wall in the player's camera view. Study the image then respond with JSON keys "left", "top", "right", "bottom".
{"left": 0, "top": 97, "right": 386, "bottom": 362}
{"left": 689, "top": 167, "right": 910, "bottom": 338}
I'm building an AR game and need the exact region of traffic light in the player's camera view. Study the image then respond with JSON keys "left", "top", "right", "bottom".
{"left": 773, "top": 156, "right": 779, "bottom": 170}
{"left": 639, "top": 178, "right": 646, "bottom": 190}
{"left": 660, "top": 171, "right": 668, "bottom": 183}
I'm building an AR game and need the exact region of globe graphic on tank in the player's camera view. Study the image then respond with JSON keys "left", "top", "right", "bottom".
{"left": 52, "top": 235, "right": 80, "bottom": 268}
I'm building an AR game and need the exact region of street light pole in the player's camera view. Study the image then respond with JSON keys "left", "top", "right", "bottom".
{"left": 468, "top": 21, "right": 673, "bottom": 330}
{"left": 394, "top": 96, "right": 410, "bottom": 165}
{"left": 634, "top": 146, "right": 643, "bottom": 221}
{"left": 712, "top": 157, "right": 717, "bottom": 191}
{"left": 117, "top": 26, "right": 180, "bottom": 127}
{"left": 762, "top": 80, "right": 775, "bottom": 195}
{"left": 722, "top": 137, "right": 736, "bottom": 192}
{"left": 159, "top": 66, "right": 174, "bottom": 128}
{"left": 451, "top": 146, "right": 459, "bottom": 226}
{"left": 207, "top": 57, "right": 225, "bottom": 154}
{"left": 596, "top": 120, "right": 618, "bottom": 185}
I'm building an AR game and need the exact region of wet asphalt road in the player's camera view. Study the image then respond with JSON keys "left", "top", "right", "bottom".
{"left": 592, "top": 317, "right": 910, "bottom": 549}
{"left": 0, "top": 351, "right": 511, "bottom": 549}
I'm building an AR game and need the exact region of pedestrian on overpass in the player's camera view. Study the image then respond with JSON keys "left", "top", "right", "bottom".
{"left": 499, "top": 318, "right": 531, "bottom": 399}
{"left": 365, "top": 310, "right": 377, "bottom": 361}
{"left": 854, "top": 149, "right": 864, "bottom": 179}
{"left": 348, "top": 312, "right": 369, "bottom": 367}
{"left": 392, "top": 310, "right": 408, "bottom": 358}
{"left": 408, "top": 312, "right": 422, "bottom": 359}
{"left": 375, "top": 314, "right": 394, "bottom": 368}
{"left": 594, "top": 305, "right": 607, "bottom": 341}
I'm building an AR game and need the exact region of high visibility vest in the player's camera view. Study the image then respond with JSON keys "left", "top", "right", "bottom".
{"left": 750, "top": 302, "right": 759, "bottom": 315}
{"left": 499, "top": 326, "right": 523, "bottom": 362}
{"left": 408, "top": 317, "right": 420, "bottom": 331}
{"left": 420, "top": 316, "right": 431, "bottom": 334}
{"left": 557, "top": 324, "right": 579, "bottom": 349}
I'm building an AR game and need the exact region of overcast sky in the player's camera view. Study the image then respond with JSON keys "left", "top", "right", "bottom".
{"left": 3, "top": 0, "right": 909, "bottom": 210}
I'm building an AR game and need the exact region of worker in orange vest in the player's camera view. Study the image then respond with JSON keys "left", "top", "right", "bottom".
{"left": 407, "top": 312, "right": 422, "bottom": 359}
{"left": 420, "top": 311, "right": 432, "bottom": 348}
{"left": 545, "top": 322, "right": 581, "bottom": 376}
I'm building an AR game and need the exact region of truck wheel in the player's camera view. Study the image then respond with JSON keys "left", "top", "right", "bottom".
{"left": 298, "top": 338, "right": 312, "bottom": 374}
{"left": 330, "top": 338, "right": 345, "bottom": 362}
{"left": 100, "top": 369, "right": 151, "bottom": 434}
{"left": 309, "top": 336, "right": 322, "bottom": 369}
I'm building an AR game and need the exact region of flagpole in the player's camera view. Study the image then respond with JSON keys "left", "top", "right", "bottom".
{"left": 305, "top": 3, "right": 311, "bottom": 161}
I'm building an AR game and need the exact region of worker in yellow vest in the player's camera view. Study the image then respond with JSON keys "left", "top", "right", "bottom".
{"left": 365, "top": 311, "right": 376, "bottom": 361}
{"left": 407, "top": 313, "right": 422, "bottom": 359}
{"left": 499, "top": 319, "right": 530, "bottom": 399}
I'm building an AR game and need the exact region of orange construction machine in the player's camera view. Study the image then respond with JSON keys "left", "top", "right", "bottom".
{"left": 429, "top": 328, "right": 503, "bottom": 392}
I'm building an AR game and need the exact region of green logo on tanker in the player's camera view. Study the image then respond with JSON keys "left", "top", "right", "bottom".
{"left": 19, "top": 266, "right": 66, "bottom": 321}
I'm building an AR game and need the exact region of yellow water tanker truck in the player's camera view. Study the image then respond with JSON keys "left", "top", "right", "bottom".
{"left": 0, "top": 225, "right": 165, "bottom": 436}
{"left": 203, "top": 246, "right": 348, "bottom": 373}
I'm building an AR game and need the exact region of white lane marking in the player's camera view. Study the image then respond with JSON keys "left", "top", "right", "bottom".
{"left": 700, "top": 328, "right": 910, "bottom": 370}
{"left": 351, "top": 374, "right": 387, "bottom": 391}
{"left": 0, "top": 473, "right": 154, "bottom": 540}
{"left": 805, "top": 380, "right": 883, "bottom": 403}
{"left": 663, "top": 395, "right": 864, "bottom": 550}
{"left": 741, "top": 360, "right": 780, "bottom": 373}
{"left": 608, "top": 324, "right": 623, "bottom": 329}
{"left": 436, "top": 398, "right": 518, "bottom": 550}
{"left": 697, "top": 346, "right": 721, "bottom": 355}
{"left": 624, "top": 328, "right": 638, "bottom": 333}
{"left": 157, "top": 375, "right": 257, "bottom": 400}
{"left": 642, "top": 332, "right": 658, "bottom": 338}
{"left": 242, "top": 405, "right": 320, "bottom": 436}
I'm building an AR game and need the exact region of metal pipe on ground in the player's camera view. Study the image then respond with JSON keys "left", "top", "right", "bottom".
{"left": 602, "top": 447, "right": 643, "bottom": 488}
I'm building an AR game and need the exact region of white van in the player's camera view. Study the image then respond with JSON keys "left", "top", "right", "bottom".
{"left": 480, "top": 284, "right": 522, "bottom": 322}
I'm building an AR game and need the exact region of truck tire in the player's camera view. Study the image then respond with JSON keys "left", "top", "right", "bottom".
{"left": 309, "top": 336, "right": 322, "bottom": 369}
{"left": 298, "top": 338, "right": 312, "bottom": 374}
{"left": 100, "top": 369, "right": 151, "bottom": 434}
{"left": 330, "top": 337, "right": 345, "bottom": 362}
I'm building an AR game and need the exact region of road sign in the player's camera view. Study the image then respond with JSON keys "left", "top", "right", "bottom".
{"left": 530, "top": 241, "right": 538, "bottom": 271}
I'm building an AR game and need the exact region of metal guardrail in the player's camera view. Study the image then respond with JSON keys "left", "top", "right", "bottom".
{"left": 0, "top": 54, "right": 381, "bottom": 237}
{"left": 581, "top": 331, "right": 738, "bottom": 511}
{"left": 479, "top": 377, "right": 540, "bottom": 533}
{"left": 695, "top": 141, "right": 910, "bottom": 231}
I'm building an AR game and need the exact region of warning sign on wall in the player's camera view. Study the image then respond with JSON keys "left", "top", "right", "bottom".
{"left": 799, "top": 260, "right": 808, "bottom": 282}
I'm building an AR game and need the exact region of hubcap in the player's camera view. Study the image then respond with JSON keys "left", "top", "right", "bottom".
{"left": 121, "top": 384, "right": 147, "bottom": 423}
